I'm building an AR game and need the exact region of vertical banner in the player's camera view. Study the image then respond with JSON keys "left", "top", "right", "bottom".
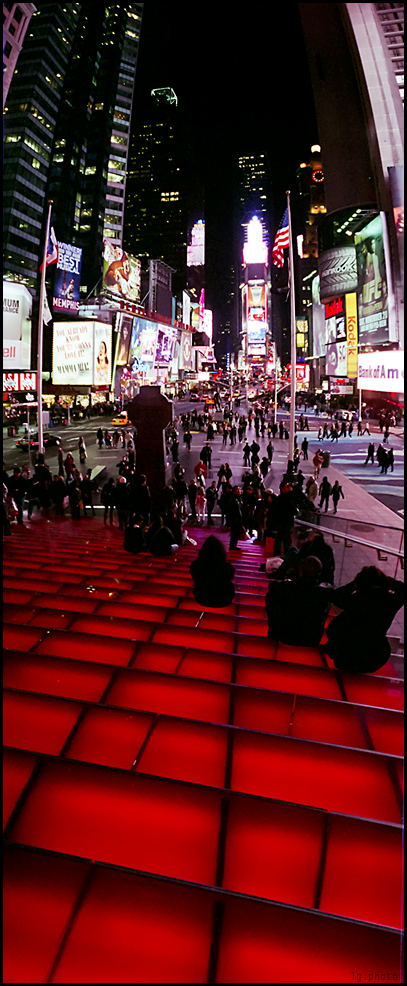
{"left": 346, "top": 293, "right": 358, "bottom": 378}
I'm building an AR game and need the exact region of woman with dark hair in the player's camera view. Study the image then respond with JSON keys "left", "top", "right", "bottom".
{"left": 324, "top": 566, "right": 404, "bottom": 673}
{"left": 189, "top": 535, "right": 235, "bottom": 607}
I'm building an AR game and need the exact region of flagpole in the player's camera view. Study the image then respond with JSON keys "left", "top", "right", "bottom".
{"left": 286, "top": 190, "right": 296, "bottom": 464}
{"left": 38, "top": 200, "right": 53, "bottom": 455}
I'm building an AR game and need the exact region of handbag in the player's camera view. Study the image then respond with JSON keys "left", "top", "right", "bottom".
{"left": 63, "top": 496, "right": 69, "bottom": 509}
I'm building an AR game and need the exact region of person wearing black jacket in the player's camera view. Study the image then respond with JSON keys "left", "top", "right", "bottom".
{"left": 273, "top": 483, "right": 296, "bottom": 557}
{"left": 190, "top": 536, "right": 236, "bottom": 607}
{"left": 266, "top": 556, "right": 333, "bottom": 645}
{"left": 206, "top": 481, "right": 217, "bottom": 525}
{"left": 324, "top": 567, "right": 404, "bottom": 673}
{"left": 7, "top": 467, "right": 26, "bottom": 524}
{"left": 226, "top": 486, "right": 243, "bottom": 550}
{"left": 296, "top": 532, "right": 335, "bottom": 585}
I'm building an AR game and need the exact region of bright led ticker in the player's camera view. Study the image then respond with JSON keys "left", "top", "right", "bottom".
{"left": 243, "top": 217, "right": 268, "bottom": 265}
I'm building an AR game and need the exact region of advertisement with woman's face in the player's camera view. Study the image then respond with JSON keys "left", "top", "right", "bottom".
{"left": 94, "top": 323, "right": 112, "bottom": 385}
{"left": 326, "top": 342, "right": 347, "bottom": 376}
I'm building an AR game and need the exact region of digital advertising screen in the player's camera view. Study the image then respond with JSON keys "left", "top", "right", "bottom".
{"left": 93, "top": 322, "right": 112, "bottom": 386}
{"left": 187, "top": 220, "right": 205, "bottom": 266}
{"left": 326, "top": 341, "right": 348, "bottom": 377}
{"left": 53, "top": 241, "right": 82, "bottom": 316}
{"left": 103, "top": 241, "right": 141, "bottom": 302}
{"left": 355, "top": 216, "right": 388, "bottom": 345}
{"left": 114, "top": 312, "right": 132, "bottom": 366}
{"left": 311, "top": 275, "right": 326, "bottom": 358}
{"left": 155, "top": 326, "right": 177, "bottom": 365}
{"left": 129, "top": 317, "right": 158, "bottom": 373}
{"left": 52, "top": 321, "right": 95, "bottom": 385}
{"left": 357, "top": 350, "right": 404, "bottom": 393}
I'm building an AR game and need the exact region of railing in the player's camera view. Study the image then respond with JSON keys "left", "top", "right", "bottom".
{"left": 295, "top": 513, "right": 404, "bottom": 583}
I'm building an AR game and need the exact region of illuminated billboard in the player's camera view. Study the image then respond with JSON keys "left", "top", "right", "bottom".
{"left": 318, "top": 244, "right": 357, "bottom": 304}
{"left": 3, "top": 281, "right": 32, "bottom": 370}
{"left": 103, "top": 241, "right": 141, "bottom": 302}
{"left": 345, "top": 293, "right": 358, "bottom": 377}
{"left": 52, "top": 321, "right": 112, "bottom": 386}
{"left": 357, "top": 351, "right": 404, "bottom": 393}
{"left": 311, "top": 275, "right": 325, "bottom": 358}
{"left": 114, "top": 312, "right": 132, "bottom": 366}
{"left": 53, "top": 241, "right": 82, "bottom": 316}
{"left": 187, "top": 220, "right": 205, "bottom": 266}
{"left": 326, "top": 341, "right": 348, "bottom": 376}
{"left": 129, "top": 317, "right": 158, "bottom": 373}
{"left": 355, "top": 216, "right": 388, "bottom": 345}
{"left": 243, "top": 217, "right": 268, "bottom": 265}
{"left": 94, "top": 322, "right": 112, "bottom": 386}
{"left": 155, "top": 325, "right": 177, "bottom": 364}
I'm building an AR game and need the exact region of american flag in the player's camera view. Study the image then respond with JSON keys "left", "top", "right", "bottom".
{"left": 39, "top": 226, "right": 58, "bottom": 272}
{"left": 272, "top": 208, "right": 289, "bottom": 268}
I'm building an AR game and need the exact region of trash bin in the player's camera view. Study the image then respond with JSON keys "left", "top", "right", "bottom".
{"left": 322, "top": 451, "right": 330, "bottom": 468}
{"left": 7, "top": 426, "right": 16, "bottom": 437}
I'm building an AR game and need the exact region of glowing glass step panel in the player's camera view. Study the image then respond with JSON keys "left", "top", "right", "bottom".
{"left": 3, "top": 691, "right": 83, "bottom": 757}
{"left": 319, "top": 813, "right": 403, "bottom": 929}
{"left": 3, "top": 653, "right": 114, "bottom": 703}
{"left": 231, "top": 731, "right": 402, "bottom": 823}
{"left": 7, "top": 759, "right": 222, "bottom": 885}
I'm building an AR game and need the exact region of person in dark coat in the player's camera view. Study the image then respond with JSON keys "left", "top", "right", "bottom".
{"left": 331, "top": 480, "right": 345, "bottom": 513}
{"left": 124, "top": 514, "right": 146, "bottom": 553}
{"left": 319, "top": 476, "right": 332, "bottom": 512}
{"left": 66, "top": 472, "right": 81, "bottom": 520}
{"left": 51, "top": 475, "right": 66, "bottom": 516}
{"left": 266, "top": 556, "right": 333, "bottom": 645}
{"left": 97, "top": 427, "right": 104, "bottom": 449}
{"left": 114, "top": 476, "right": 129, "bottom": 530}
{"left": 206, "top": 481, "right": 217, "bottom": 525}
{"left": 296, "top": 532, "right": 335, "bottom": 585}
{"left": 324, "top": 566, "right": 404, "bottom": 673}
{"left": 190, "top": 535, "right": 235, "bottom": 608}
{"left": 146, "top": 515, "right": 178, "bottom": 556}
{"left": 226, "top": 485, "right": 243, "bottom": 550}
{"left": 188, "top": 478, "right": 198, "bottom": 519}
{"left": 273, "top": 482, "right": 296, "bottom": 557}
{"left": 101, "top": 477, "right": 115, "bottom": 525}
{"left": 7, "top": 467, "right": 26, "bottom": 524}
{"left": 364, "top": 442, "right": 375, "bottom": 465}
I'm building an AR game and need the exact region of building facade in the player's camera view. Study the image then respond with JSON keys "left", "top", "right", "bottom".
{"left": 4, "top": 2, "right": 143, "bottom": 304}
{"left": 299, "top": 2, "right": 404, "bottom": 406}
{"left": 3, "top": 1, "right": 37, "bottom": 109}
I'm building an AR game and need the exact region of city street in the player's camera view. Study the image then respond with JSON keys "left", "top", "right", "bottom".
{"left": 4, "top": 400, "right": 403, "bottom": 517}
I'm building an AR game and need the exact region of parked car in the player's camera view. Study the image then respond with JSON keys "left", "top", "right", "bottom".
{"left": 16, "top": 432, "right": 62, "bottom": 450}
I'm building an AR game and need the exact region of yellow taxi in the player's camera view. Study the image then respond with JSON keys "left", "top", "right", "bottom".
{"left": 111, "top": 410, "right": 129, "bottom": 427}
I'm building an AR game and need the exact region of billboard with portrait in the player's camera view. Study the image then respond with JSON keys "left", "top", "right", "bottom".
{"left": 53, "top": 241, "right": 82, "bottom": 316}
{"left": 103, "top": 240, "right": 141, "bottom": 302}
{"left": 52, "top": 321, "right": 111, "bottom": 386}
{"left": 114, "top": 312, "right": 132, "bottom": 366}
{"left": 94, "top": 322, "right": 112, "bottom": 386}
{"left": 355, "top": 216, "right": 388, "bottom": 345}
{"left": 311, "top": 275, "right": 325, "bottom": 358}
{"left": 326, "top": 341, "right": 347, "bottom": 377}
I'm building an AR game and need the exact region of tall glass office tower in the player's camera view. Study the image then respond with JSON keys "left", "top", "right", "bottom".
{"left": 3, "top": 1, "right": 143, "bottom": 299}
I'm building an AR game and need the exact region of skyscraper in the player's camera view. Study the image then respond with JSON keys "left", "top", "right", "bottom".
{"left": 124, "top": 87, "right": 194, "bottom": 298}
{"left": 3, "top": 1, "right": 37, "bottom": 109}
{"left": 3, "top": 2, "right": 143, "bottom": 302}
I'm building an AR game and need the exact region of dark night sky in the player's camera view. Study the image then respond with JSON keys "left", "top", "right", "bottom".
{"left": 131, "top": 3, "right": 319, "bottom": 326}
